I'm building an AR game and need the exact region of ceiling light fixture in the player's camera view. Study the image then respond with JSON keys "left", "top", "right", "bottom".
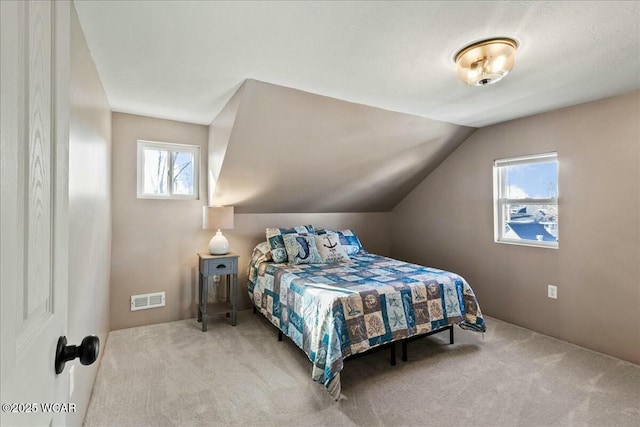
{"left": 454, "top": 38, "right": 518, "bottom": 86}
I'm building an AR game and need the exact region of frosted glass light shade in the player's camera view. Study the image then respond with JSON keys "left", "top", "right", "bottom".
{"left": 454, "top": 38, "right": 518, "bottom": 86}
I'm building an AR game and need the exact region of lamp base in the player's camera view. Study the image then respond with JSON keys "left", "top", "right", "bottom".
{"left": 209, "top": 230, "right": 229, "bottom": 255}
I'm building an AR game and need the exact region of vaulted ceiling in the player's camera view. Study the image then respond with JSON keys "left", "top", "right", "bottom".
{"left": 74, "top": 1, "right": 640, "bottom": 213}
{"left": 74, "top": 1, "right": 640, "bottom": 128}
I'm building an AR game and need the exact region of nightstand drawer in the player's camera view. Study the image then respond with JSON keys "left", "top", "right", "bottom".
{"left": 202, "top": 258, "right": 237, "bottom": 276}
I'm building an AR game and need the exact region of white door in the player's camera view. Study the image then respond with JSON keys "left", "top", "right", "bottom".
{"left": 1, "top": 1, "right": 71, "bottom": 426}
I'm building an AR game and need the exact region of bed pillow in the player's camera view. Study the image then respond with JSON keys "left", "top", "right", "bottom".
{"left": 316, "top": 229, "right": 364, "bottom": 255}
{"left": 266, "top": 225, "right": 315, "bottom": 263}
{"left": 248, "top": 241, "right": 272, "bottom": 288}
{"left": 314, "top": 234, "right": 350, "bottom": 263}
{"left": 283, "top": 234, "right": 323, "bottom": 265}
{"left": 250, "top": 241, "right": 272, "bottom": 265}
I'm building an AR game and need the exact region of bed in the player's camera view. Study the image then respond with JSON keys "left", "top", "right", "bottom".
{"left": 247, "top": 228, "right": 486, "bottom": 399}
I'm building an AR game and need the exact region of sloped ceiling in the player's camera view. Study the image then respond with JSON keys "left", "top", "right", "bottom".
{"left": 74, "top": 1, "right": 640, "bottom": 128}
{"left": 71, "top": 1, "right": 640, "bottom": 213}
{"left": 210, "top": 80, "right": 475, "bottom": 213}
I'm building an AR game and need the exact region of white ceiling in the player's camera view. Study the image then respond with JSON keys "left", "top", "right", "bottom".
{"left": 74, "top": 1, "right": 640, "bottom": 128}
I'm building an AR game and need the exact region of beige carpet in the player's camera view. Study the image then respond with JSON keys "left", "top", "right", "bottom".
{"left": 84, "top": 312, "right": 639, "bottom": 427}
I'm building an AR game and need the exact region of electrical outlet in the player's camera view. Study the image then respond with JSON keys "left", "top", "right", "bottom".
{"left": 548, "top": 284, "right": 557, "bottom": 299}
{"left": 69, "top": 365, "right": 75, "bottom": 397}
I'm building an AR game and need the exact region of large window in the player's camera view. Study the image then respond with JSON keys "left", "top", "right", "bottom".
{"left": 137, "top": 140, "right": 199, "bottom": 199}
{"left": 493, "top": 152, "right": 558, "bottom": 248}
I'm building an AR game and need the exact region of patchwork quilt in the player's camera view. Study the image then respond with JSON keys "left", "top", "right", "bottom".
{"left": 247, "top": 247, "right": 486, "bottom": 399}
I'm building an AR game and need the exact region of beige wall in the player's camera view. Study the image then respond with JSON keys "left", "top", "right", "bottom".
{"left": 68, "top": 6, "right": 112, "bottom": 426}
{"left": 391, "top": 91, "right": 640, "bottom": 364}
{"left": 111, "top": 112, "right": 392, "bottom": 330}
{"left": 110, "top": 113, "right": 210, "bottom": 330}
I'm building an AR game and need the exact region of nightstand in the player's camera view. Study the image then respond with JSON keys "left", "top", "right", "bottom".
{"left": 197, "top": 252, "right": 239, "bottom": 331}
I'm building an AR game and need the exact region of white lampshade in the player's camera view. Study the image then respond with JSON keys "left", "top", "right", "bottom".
{"left": 203, "top": 206, "right": 234, "bottom": 255}
{"left": 202, "top": 206, "right": 234, "bottom": 230}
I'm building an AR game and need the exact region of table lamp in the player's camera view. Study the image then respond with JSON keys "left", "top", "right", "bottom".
{"left": 203, "top": 206, "right": 234, "bottom": 255}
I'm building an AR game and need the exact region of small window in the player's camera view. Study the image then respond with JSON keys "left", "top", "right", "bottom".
{"left": 493, "top": 153, "right": 558, "bottom": 248}
{"left": 137, "top": 140, "right": 199, "bottom": 199}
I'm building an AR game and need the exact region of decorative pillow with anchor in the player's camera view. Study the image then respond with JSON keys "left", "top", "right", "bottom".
{"left": 316, "top": 228, "right": 365, "bottom": 256}
{"left": 315, "top": 233, "right": 350, "bottom": 263}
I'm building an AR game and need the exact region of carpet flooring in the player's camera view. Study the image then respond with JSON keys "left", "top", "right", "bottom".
{"left": 84, "top": 311, "right": 639, "bottom": 427}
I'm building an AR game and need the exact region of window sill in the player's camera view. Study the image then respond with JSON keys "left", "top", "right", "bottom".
{"left": 495, "top": 239, "right": 558, "bottom": 249}
{"left": 137, "top": 194, "right": 199, "bottom": 200}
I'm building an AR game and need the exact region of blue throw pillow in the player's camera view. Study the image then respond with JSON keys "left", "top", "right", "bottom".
{"left": 265, "top": 225, "right": 315, "bottom": 263}
{"left": 283, "top": 234, "right": 323, "bottom": 265}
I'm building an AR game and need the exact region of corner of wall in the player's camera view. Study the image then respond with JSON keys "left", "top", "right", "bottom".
{"left": 207, "top": 81, "right": 250, "bottom": 204}
{"left": 68, "top": 3, "right": 112, "bottom": 425}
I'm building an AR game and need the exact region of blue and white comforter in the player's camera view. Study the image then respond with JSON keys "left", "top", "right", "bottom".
{"left": 247, "top": 245, "right": 485, "bottom": 399}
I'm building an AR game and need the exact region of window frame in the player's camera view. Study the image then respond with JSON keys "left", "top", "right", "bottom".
{"left": 136, "top": 140, "right": 200, "bottom": 200}
{"left": 493, "top": 152, "right": 558, "bottom": 249}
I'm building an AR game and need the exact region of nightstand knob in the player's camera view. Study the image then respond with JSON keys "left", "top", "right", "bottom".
{"left": 216, "top": 264, "right": 227, "bottom": 269}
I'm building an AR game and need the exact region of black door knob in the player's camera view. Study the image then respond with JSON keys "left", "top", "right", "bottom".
{"left": 55, "top": 335, "right": 100, "bottom": 375}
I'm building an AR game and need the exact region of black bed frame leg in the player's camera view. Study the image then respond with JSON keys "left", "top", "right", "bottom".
{"left": 399, "top": 326, "right": 452, "bottom": 364}
{"left": 278, "top": 330, "right": 283, "bottom": 341}
{"left": 252, "top": 305, "right": 257, "bottom": 314}
{"left": 390, "top": 343, "right": 396, "bottom": 366}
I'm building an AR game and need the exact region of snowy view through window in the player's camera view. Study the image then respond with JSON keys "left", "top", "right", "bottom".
{"left": 502, "top": 159, "right": 558, "bottom": 244}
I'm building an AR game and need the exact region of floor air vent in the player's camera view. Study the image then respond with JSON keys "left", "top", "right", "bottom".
{"left": 131, "top": 292, "right": 165, "bottom": 311}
